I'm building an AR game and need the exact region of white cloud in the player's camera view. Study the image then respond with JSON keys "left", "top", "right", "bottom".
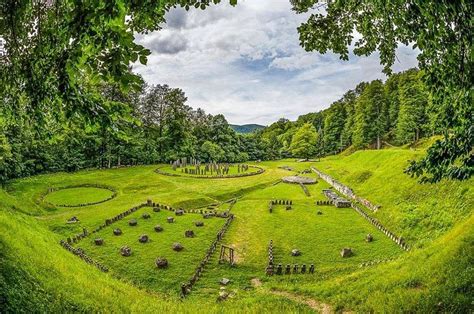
{"left": 133, "top": 0, "right": 419, "bottom": 125}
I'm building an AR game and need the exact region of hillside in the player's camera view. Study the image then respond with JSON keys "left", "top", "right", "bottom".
{"left": 0, "top": 145, "right": 472, "bottom": 312}
{"left": 230, "top": 124, "right": 266, "bottom": 134}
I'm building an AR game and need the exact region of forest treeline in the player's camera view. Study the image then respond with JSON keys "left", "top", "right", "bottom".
{"left": 0, "top": 68, "right": 434, "bottom": 183}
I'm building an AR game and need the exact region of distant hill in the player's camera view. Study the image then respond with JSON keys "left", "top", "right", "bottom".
{"left": 230, "top": 124, "right": 265, "bottom": 134}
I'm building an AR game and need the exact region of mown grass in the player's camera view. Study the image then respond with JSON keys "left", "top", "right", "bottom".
{"left": 1, "top": 143, "right": 472, "bottom": 312}
{"left": 44, "top": 186, "right": 114, "bottom": 206}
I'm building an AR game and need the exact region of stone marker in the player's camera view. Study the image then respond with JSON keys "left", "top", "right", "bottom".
{"left": 309, "top": 264, "right": 315, "bottom": 273}
{"left": 153, "top": 207, "right": 160, "bottom": 212}
{"left": 276, "top": 264, "right": 283, "bottom": 275}
{"left": 195, "top": 221, "right": 204, "bottom": 227}
{"left": 317, "top": 210, "right": 323, "bottom": 215}
{"left": 366, "top": 234, "right": 373, "bottom": 242}
{"left": 291, "top": 249, "right": 301, "bottom": 256}
{"left": 94, "top": 238, "right": 104, "bottom": 245}
{"left": 138, "top": 234, "right": 149, "bottom": 243}
{"left": 120, "top": 246, "right": 132, "bottom": 257}
{"left": 113, "top": 228, "right": 122, "bottom": 236}
{"left": 285, "top": 264, "right": 291, "bottom": 274}
{"left": 301, "top": 264, "right": 307, "bottom": 273}
{"left": 129, "top": 219, "right": 137, "bottom": 226}
{"left": 142, "top": 212, "right": 151, "bottom": 219}
{"left": 185, "top": 230, "right": 195, "bottom": 238}
{"left": 220, "top": 278, "right": 231, "bottom": 285}
{"left": 175, "top": 209, "right": 184, "bottom": 216}
{"left": 155, "top": 257, "right": 168, "bottom": 268}
{"left": 341, "top": 248, "right": 353, "bottom": 258}
{"left": 172, "top": 242, "right": 184, "bottom": 251}
{"left": 167, "top": 217, "right": 174, "bottom": 223}
{"left": 154, "top": 225, "right": 163, "bottom": 232}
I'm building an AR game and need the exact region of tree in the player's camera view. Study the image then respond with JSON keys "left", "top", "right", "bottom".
{"left": 396, "top": 71, "right": 429, "bottom": 144}
{"left": 289, "top": 123, "right": 318, "bottom": 159}
{"left": 352, "top": 80, "right": 387, "bottom": 149}
{"left": 292, "top": 0, "right": 473, "bottom": 182}
{"left": 200, "top": 141, "right": 224, "bottom": 162}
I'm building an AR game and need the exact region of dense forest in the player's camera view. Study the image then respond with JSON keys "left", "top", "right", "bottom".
{"left": 0, "top": 68, "right": 434, "bottom": 184}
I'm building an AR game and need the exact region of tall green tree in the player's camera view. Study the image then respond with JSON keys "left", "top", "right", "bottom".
{"left": 289, "top": 123, "right": 318, "bottom": 159}
{"left": 396, "top": 71, "right": 429, "bottom": 144}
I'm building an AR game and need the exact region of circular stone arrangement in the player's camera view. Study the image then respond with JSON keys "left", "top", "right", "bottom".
{"left": 42, "top": 184, "right": 117, "bottom": 207}
{"left": 282, "top": 176, "right": 317, "bottom": 185}
{"left": 155, "top": 164, "right": 265, "bottom": 179}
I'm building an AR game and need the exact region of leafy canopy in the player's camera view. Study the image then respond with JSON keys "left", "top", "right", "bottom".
{"left": 291, "top": 0, "right": 473, "bottom": 182}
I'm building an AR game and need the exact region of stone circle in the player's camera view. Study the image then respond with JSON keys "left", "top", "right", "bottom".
{"left": 282, "top": 176, "right": 316, "bottom": 184}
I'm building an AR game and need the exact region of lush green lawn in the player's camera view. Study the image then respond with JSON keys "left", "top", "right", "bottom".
{"left": 1, "top": 146, "right": 472, "bottom": 312}
{"left": 77, "top": 207, "right": 226, "bottom": 295}
{"left": 44, "top": 186, "right": 114, "bottom": 206}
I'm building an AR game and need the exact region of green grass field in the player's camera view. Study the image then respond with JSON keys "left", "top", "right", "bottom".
{"left": 44, "top": 186, "right": 114, "bottom": 206}
{"left": 1, "top": 144, "right": 472, "bottom": 312}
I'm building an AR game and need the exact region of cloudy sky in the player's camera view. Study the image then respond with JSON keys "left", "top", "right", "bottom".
{"left": 133, "top": 0, "right": 419, "bottom": 125}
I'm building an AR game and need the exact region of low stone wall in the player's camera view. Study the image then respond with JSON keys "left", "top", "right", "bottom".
{"left": 311, "top": 167, "right": 380, "bottom": 212}
{"left": 59, "top": 240, "right": 108, "bottom": 272}
{"left": 182, "top": 214, "right": 235, "bottom": 297}
{"left": 351, "top": 203, "right": 409, "bottom": 251}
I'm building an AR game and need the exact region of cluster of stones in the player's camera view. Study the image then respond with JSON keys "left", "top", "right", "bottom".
{"left": 359, "top": 257, "right": 396, "bottom": 268}
{"left": 274, "top": 263, "right": 315, "bottom": 275}
{"left": 322, "top": 189, "right": 351, "bottom": 208}
{"left": 352, "top": 203, "right": 409, "bottom": 251}
{"left": 268, "top": 199, "right": 293, "bottom": 213}
{"left": 281, "top": 175, "right": 317, "bottom": 185}
{"left": 315, "top": 200, "right": 333, "bottom": 206}
{"left": 311, "top": 167, "right": 381, "bottom": 212}
{"left": 156, "top": 160, "right": 264, "bottom": 179}
{"left": 43, "top": 184, "right": 117, "bottom": 208}
{"left": 153, "top": 201, "right": 231, "bottom": 219}
{"left": 65, "top": 227, "right": 89, "bottom": 245}
{"left": 266, "top": 240, "right": 315, "bottom": 276}
{"left": 59, "top": 240, "right": 108, "bottom": 272}
{"left": 181, "top": 214, "right": 235, "bottom": 297}
{"left": 278, "top": 165, "right": 294, "bottom": 171}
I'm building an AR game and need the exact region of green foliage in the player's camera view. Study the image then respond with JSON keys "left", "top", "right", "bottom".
{"left": 289, "top": 123, "right": 318, "bottom": 158}
{"left": 1, "top": 145, "right": 472, "bottom": 312}
{"left": 292, "top": 0, "right": 473, "bottom": 182}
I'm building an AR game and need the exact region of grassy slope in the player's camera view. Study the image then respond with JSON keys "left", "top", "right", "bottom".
{"left": 1, "top": 145, "right": 473, "bottom": 312}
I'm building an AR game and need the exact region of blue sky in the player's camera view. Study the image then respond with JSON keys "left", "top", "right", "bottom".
{"left": 133, "top": 0, "right": 419, "bottom": 125}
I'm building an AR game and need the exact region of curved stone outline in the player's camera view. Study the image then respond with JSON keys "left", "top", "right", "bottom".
{"left": 155, "top": 165, "right": 265, "bottom": 179}
{"left": 41, "top": 184, "right": 117, "bottom": 208}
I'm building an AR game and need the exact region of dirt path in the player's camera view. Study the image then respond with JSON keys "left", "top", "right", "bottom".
{"left": 251, "top": 278, "right": 348, "bottom": 313}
